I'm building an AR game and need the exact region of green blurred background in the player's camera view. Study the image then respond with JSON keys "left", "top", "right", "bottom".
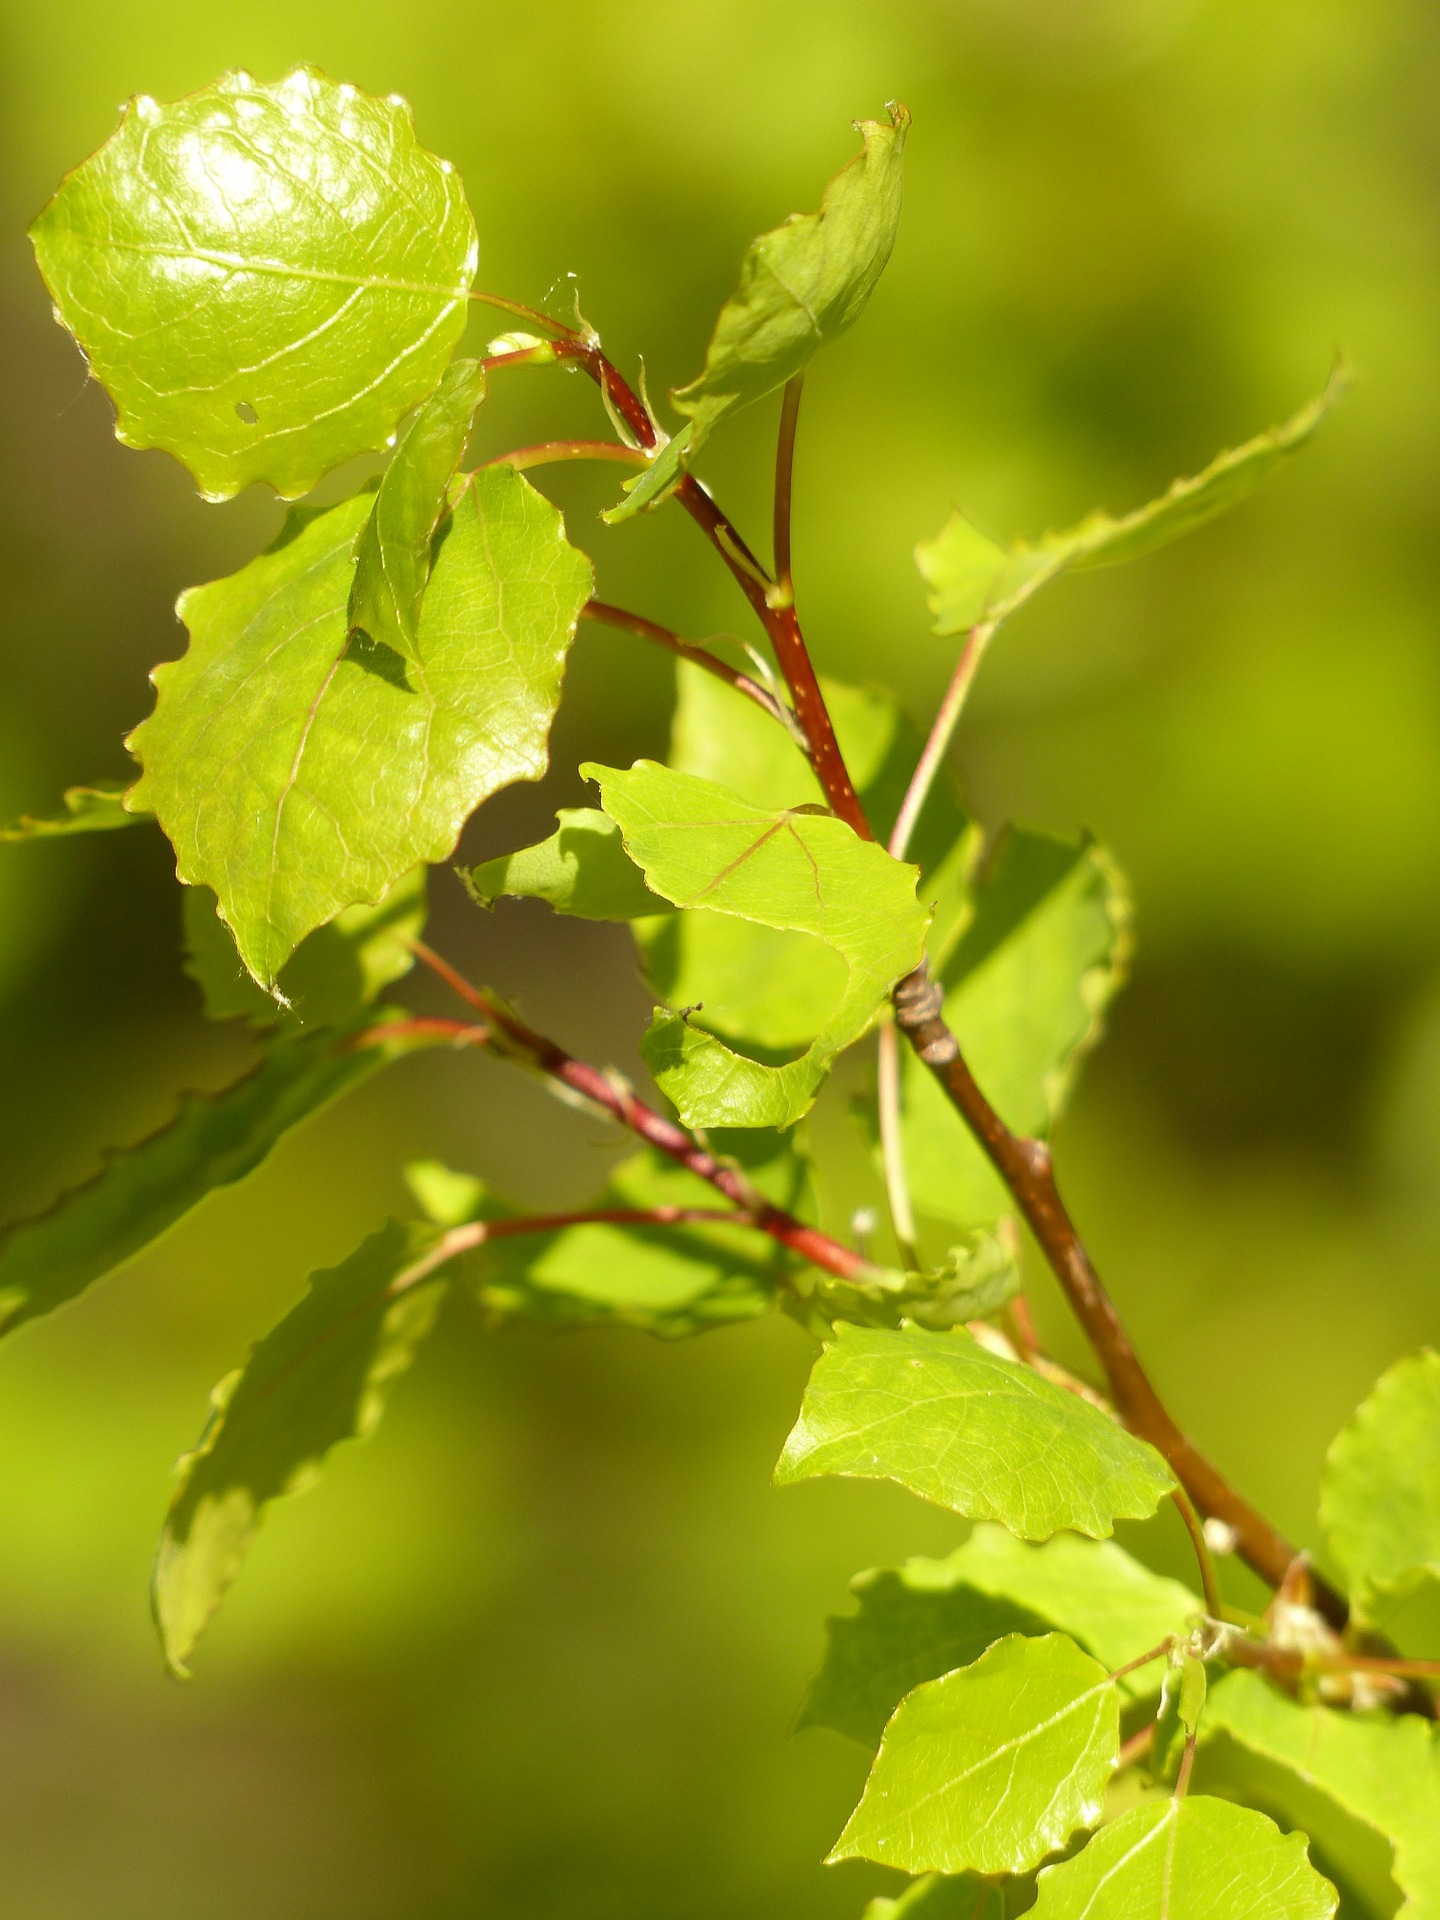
{"left": 0, "top": 1, "right": 1437, "bottom": 1912}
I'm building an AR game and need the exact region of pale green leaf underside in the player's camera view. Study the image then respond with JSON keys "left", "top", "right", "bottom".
{"left": 154, "top": 1217, "right": 451, "bottom": 1672}
{"left": 32, "top": 68, "right": 477, "bottom": 500}
{"left": 466, "top": 808, "right": 670, "bottom": 920}
{"left": 918, "top": 369, "right": 1346, "bottom": 635}
{"left": 0, "top": 1021, "right": 411, "bottom": 1340}
{"left": 775, "top": 1323, "right": 1175, "bottom": 1535}
{"left": 183, "top": 866, "right": 425, "bottom": 1029}
{"left": 348, "top": 356, "right": 487, "bottom": 661}
{"left": 897, "top": 827, "right": 1129, "bottom": 1229}
{"left": 1203, "top": 1668, "right": 1440, "bottom": 1918}
{"left": 1319, "top": 1348, "right": 1440, "bottom": 1649}
{"left": 1030, "top": 1794, "right": 1336, "bottom": 1920}
{"left": 0, "top": 782, "right": 144, "bottom": 841}
{"left": 804, "top": 1524, "right": 1199, "bottom": 1746}
{"left": 129, "top": 465, "right": 592, "bottom": 986}
{"left": 605, "top": 104, "right": 908, "bottom": 520}
{"left": 832, "top": 1632, "right": 1118, "bottom": 1876}
{"left": 584, "top": 759, "right": 928, "bottom": 1128}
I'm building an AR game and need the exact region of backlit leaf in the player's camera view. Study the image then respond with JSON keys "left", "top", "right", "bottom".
{"left": 32, "top": 69, "right": 477, "bottom": 500}
{"left": 0, "top": 1020, "right": 415, "bottom": 1339}
{"left": 348, "top": 357, "right": 487, "bottom": 662}
{"left": 894, "top": 827, "right": 1129, "bottom": 1229}
{"left": 917, "top": 371, "right": 1345, "bottom": 636}
{"left": 830, "top": 1633, "right": 1119, "bottom": 1876}
{"left": 864, "top": 1877, "right": 1005, "bottom": 1920}
{"left": 1319, "top": 1349, "right": 1440, "bottom": 1654}
{"left": 1029, "top": 1795, "right": 1336, "bottom": 1920}
{"left": 128, "top": 464, "right": 592, "bottom": 985}
{"left": 183, "top": 867, "right": 426, "bottom": 1029}
{"left": 0, "top": 781, "right": 144, "bottom": 840}
{"left": 775, "top": 1323, "right": 1175, "bottom": 1534}
{"left": 803, "top": 1524, "right": 1198, "bottom": 1746}
{"left": 465, "top": 808, "right": 669, "bottom": 920}
{"left": 154, "top": 1217, "right": 454, "bottom": 1672}
{"left": 606, "top": 105, "right": 908, "bottom": 520}
{"left": 583, "top": 760, "right": 928, "bottom": 1128}
{"left": 1202, "top": 1668, "right": 1440, "bottom": 1918}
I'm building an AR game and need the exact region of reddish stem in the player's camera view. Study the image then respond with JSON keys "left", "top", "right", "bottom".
{"left": 581, "top": 600, "right": 801, "bottom": 740}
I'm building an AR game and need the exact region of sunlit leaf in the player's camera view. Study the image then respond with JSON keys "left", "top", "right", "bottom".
{"left": 803, "top": 1524, "right": 1198, "bottom": 1746}
{"left": 893, "top": 827, "right": 1129, "bottom": 1229}
{"left": 917, "top": 371, "right": 1346, "bottom": 635}
{"left": 583, "top": 760, "right": 928, "bottom": 1128}
{"left": 1029, "top": 1795, "right": 1337, "bottom": 1920}
{"left": 0, "top": 1020, "right": 416, "bottom": 1340}
{"left": 129, "top": 465, "right": 592, "bottom": 985}
{"left": 775, "top": 1323, "right": 1175, "bottom": 1534}
{"left": 348, "top": 357, "right": 487, "bottom": 662}
{"left": 1202, "top": 1668, "right": 1440, "bottom": 1918}
{"left": 605, "top": 105, "right": 908, "bottom": 520}
{"left": 32, "top": 69, "right": 477, "bottom": 500}
{"left": 1319, "top": 1348, "right": 1440, "bottom": 1654}
{"left": 831, "top": 1633, "right": 1119, "bottom": 1875}
{"left": 183, "top": 867, "right": 426, "bottom": 1029}
{"left": 154, "top": 1217, "right": 453, "bottom": 1672}
{"left": 465, "top": 808, "right": 670, "bottom": 920}
{"left": 0, "top": 781, "right": 144, "bottom": 841}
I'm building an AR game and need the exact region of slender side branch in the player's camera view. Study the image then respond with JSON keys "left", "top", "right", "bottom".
{"left": 876, "top": 1020, "right": 920, "bottom": 1270}
{"left": 1171, "top": 1486, "right": 1225, "bottom": 1620}
{"left": 486, "top": 440, "right": 648, "bottom": 473}
{"left": 889, "top": 619, "right": 996, "bottom": 861}
{"left": 580, "top": 600, "right": 807, "bottom": 747}
{"left": 469, "top": 289, "right": 584, "bottom": 341}
{"left": 394, "top": 1205, "right": 763, "bottom": 1296}
{"left": 773, "top": 375, "right": 803, "bottom": 605}
{"left": 409, "top": 943, "right": 878, "bottom": 1286}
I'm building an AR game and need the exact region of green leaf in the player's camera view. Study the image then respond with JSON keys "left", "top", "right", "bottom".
{"left": 1203, "top": 1668, "right": 1440, "bottom": 1918}
{"left": 917, "top": 370, "right": 1346, "bottom": 635}
{"left": 803, "top": 1524, "right": 1199, "bottom": 1746}
{"left": 153, "top": 1217, "right": 453, "bottom": 1673}
{"left": 183, "top": 867, "right": 426, "bottom": 1029}
{"left": 476, "top": 1141, "right": 801, "bottom": 1338}
{"left": 129, "top": 464, "right": 592, "bottom": 985}
{"left": 775, "top": 1323, "right": 1175, "bottom": 1534}
{"left": 582, "top": 760, "right": 929, "bottom": 1128}
{"left": 894, "top": 827, "right": 1129, "bottom": 1229}
{"left": 32, "top": 69, "right": 477, "bottom": 501}
{"left": 465, "top": 808, "right": 670, "bottom": 920}
{"left": 605, "top": 104, "right": 908, "bottom": 521}
{"left": 864, "top": 1877, "right": 1005, "bottom": 1920}
{"left": 830, "top": 1632, "right": 1119, "bottom": 1876}
{"left": 0, "top": 781, "right": 145, "bottom": 841}
{"left": 1319, "top": 1349, "right": 1440, "bottom": 1654}
{"left": 404, "top": 1158, "right": 485, "bottom": 1227}
{"left": 0, "top": 1021, "right": 414, "bottom": 1339}
{"left": 348, "top": 357, "right": 487, "bottom": 662}
{"left": 1029, "top": 1795, "right": 1337, "bottom": 1920}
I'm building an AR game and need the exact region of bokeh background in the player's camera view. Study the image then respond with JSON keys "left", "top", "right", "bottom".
{"left": 0, "top": 2, "right": 1437, "bottom": 1913}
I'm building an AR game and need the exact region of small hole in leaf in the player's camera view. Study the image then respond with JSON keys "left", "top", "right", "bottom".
{"left": 235, "top": 400, "right": 258, "bottom": 424}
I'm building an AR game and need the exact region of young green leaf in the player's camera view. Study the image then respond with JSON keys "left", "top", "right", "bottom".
{"left": 1319, "top": 1349, "right": 1440, "bottom": 1653}
{"left": 0, "top": 1022, "right": 413, "bottom": 1340}
{"left": 803, "top": 1525, "right": 1199, "bottom": 1746}
{"left": 1203, "top": 1668, "right": 1440, "bottom": 1918}
{"left": 918, "top": 370, "right": 1346, "bottom": 635}
{"left": 775, "top": 1323, "right": 1175, "bottom": 1535}
{"left": 0, "top": 781, "right": 144, "bottom": 840}
{"left": 129, "top": 465, "right": 592, "bottom": 986}
{"left": 864, "top": 1877, "right": 1005, "bottom": 1920}
{"left": 605, "top": 104, "right": 908, "bottom": 520}
{"left": 153, "top": 1217, "right": 454, "bottom": 1673}
{"left": 582, "top": 760, "right": 928, "bottom": 1128}
{"left": 893, "top": 827, "right": 1129, "bottom": 1229}
{"left": 348, "top": 357, "right": 488, "bottom": 662}
{"left": 831, "top": 1633, "right": 1120, "bottom": 1876}
{"left": 183, "top": 867, "right": 426, "bottom": 1029}
{"left": 1029, "top": 1795, "right": 1337, "bottom": 1920}
{"left": 32, "top": 69, "right": 478, "bottom": 500}
{"left": 465, "top": 809, "right": 670, "bottom": 920}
